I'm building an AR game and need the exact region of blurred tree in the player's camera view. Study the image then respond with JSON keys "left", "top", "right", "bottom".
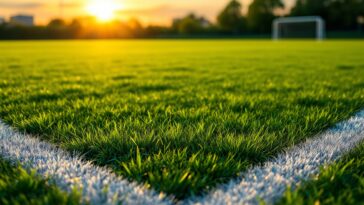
{"left": 47, "top": 19, "right": 66, "bottom": 28}
{"left": 179, "top": 15, "right": 202, "bottom": 34}
{"left": 247, "top": 0, "right": 284, "bottom": 33}
{"left": 47, "top": 19, "right": 71, "bottom": 39}
{"left": 217, "top": 0, "right": 245, "bottom": 34}
{"left": 290, "top": 0, "right": 364, "bottom": 30}
{"left": 290, "top": 0, "right": 326, "bottom": 16}
{"left": 173, "top": 13, "right": 210, "bottom": 35}
{"left": 144, "top": 25, "right": 172, "bottom": 37}
{"left": 128, "top": 18, "right": 144, "bottom": 37}
{"left": 69, "top": 19, "right": 82, "bottom": 30}
{"left": 66, "top": 19, "right": 82, "bottom": 39}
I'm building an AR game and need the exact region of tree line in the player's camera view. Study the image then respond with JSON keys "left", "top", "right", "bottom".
{"left": 0, "top": 0, "right": 363, "bottom": 39}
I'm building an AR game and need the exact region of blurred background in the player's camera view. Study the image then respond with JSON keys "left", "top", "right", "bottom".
{"left": 0, "top": 0, "right": 363, "bottom": 39}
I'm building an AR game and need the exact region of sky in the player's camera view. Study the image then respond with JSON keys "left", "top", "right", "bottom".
{"left": 0, "top": 0, "right": 295, "bottom": 25}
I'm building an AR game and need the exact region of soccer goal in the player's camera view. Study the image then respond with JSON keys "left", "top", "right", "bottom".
{"left": 272, "top": 16, "right": 325, "bottom": 40}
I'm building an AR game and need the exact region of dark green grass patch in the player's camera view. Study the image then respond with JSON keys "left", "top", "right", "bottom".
{"left": 0, "top": 158, "right": 81, "bottom": 205}
{"left": 0, "top": 40, "right": 364, "bottom": 199}
{"left": 277, "top": 142, "right": 364, "bottom": 205}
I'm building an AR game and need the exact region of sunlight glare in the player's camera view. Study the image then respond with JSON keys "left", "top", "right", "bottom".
{"left": 86, "top": 0, "right": 121, "bottom": 22}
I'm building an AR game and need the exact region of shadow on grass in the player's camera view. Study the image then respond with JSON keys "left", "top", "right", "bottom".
{"left": 112, "top": 75, "right": 136, "bottom": 81}
{"left": 128, "top": 84, "right": 176, "bottom": 93}
{"left": 336, "top": 65, "right": 356, "bottom": 70}
{"left": 153, "top": 67, "right": 195, "bottom": 72}
{"left": 27, "top": 90, "right": 102, "bottom": 103}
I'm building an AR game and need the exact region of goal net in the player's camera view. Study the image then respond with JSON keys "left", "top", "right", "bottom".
{"left": 272, "top": 16, "right": 325, "bottom": 40}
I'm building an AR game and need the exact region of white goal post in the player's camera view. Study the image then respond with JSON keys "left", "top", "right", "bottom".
{"left": 272, "top": 16, "right": 325, "bottom": 40}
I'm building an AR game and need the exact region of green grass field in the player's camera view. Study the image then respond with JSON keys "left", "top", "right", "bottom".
{"left": 0, "top": 158, "right": 81, "bottom": 205}
{"left": 278, "top": 143, "right": 364, "bottom": 205}
{"left": 1, "top": 40, "right": 364, "bottom": 200}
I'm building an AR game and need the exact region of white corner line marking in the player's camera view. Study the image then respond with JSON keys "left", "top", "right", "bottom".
{"left": 0, "top": 121, "right": 174, "bottom": 205}
{"left": 186, "top": 110, "right": 364, "bottom": 205}
{"left": 1, "top": 110, "right": 364, "bottom": 205}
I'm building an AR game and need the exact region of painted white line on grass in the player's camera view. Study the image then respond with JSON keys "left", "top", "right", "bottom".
{"left": 0, "top": 121, "right": 173, "bottom": 205}
{"left": 186, "top": 110, "right": 364, "bottom": 205}
{"left": 2, "top": 110, "right": 364, "bottom": 205}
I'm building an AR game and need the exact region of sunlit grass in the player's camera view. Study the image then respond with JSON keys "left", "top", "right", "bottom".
{"left": 0, "top": 40, "right": 364, "bottom": 199}
{"left": 277, "top": 142, "right": 364, "bottom": 205}
{"left": 0, "top": 158, "right": 81, "bottom": 205}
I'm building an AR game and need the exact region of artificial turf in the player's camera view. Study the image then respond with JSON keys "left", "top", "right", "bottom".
{"left": 0, "top": 40, "right": 364, "bottom": 199}
{"left": 0, "top": 158, "right": 81, "bottom": 205}
{"left": 277, "top": 142, "right": 364, "bottom": 205}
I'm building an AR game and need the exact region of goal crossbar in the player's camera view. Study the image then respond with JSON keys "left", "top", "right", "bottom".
{"left": 272, "top": 16, "right": 325, "bottom": 40}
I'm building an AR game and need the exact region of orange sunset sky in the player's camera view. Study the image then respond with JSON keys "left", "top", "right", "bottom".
{"left": 0, "top": 0, "right": 295, "bottom": 25}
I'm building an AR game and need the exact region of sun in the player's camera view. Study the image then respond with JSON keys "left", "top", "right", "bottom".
{"left": 86, "top": 0, "right": 121, "bottom": 22}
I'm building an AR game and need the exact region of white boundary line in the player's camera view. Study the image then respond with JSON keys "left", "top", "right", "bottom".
{"left": 0, "top": 121, "right": 173, "bottom": 205}
{"left": 1, "top": 110, "right": 364, "bottom": 205}
{"left": 186, "top": 110, "right": 364, "bottom": 205}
